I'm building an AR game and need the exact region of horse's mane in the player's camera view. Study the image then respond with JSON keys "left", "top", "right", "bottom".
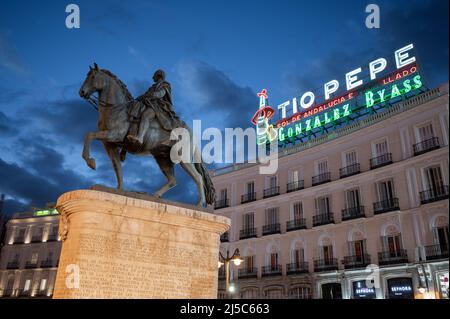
{"left": 101, "top": 69, "right": 134, "bottom": 101}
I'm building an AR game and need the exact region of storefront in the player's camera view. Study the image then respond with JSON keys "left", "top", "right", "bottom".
{"left": 437, "top": 272, "right": 449, "bottom": 299}
{"left": 321, "top": 283, "right": 342, "bottom": 299}
{"left": 387, "top": 277, "right": 414, "bottom": 299}
{"left": 352, "top": 280, "right": 377, "bottom": 299}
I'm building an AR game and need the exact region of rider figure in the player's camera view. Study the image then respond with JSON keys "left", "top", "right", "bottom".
{"left": 127, "top": 69, "right": 180, "bottom": 145}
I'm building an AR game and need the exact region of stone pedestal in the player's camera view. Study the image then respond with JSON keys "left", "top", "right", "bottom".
{"left": 52, "top": 187, "right": 230, "bottom": 299}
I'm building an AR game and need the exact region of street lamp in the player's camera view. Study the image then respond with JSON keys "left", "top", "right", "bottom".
{"left": 218, "top": 248, "right": 243, "bottom": 297}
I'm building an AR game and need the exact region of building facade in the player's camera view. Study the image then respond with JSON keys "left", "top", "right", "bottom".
{"left": 213, "top": 84, "right": 449, "bottom": 299}
{"left": 0, "top": 208, "right": 61, "bottom": 298}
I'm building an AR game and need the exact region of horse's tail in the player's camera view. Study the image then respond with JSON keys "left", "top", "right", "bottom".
{"left": 195, "top": 162, "right": 215, "bottom": 206}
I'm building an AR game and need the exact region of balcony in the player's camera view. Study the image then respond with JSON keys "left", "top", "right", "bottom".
{"left": 425, "top": 244, "right": 449, "bottom": 261}
{"left": 312, "top": 172, "right": 331, "bottom": 186}
{"left": 341, "top": 206, "right": 365, "bottom": 221}
{"left": 263, "top": 186, "right": 280, "bottom": 199}
{"left": 40, "top": 259, "right": 54, "bottom": 268}
{"left": 286, "top": 262, "right": 309, "bottom": 275}
{"left": 220, "top": 232, "right": 229, "bottom": 243}
{"left": 378, "top": 249, "right": 408, "bottom": 266}
{"left": 339, "top": 163, "right": 361, "bottom": 178}
{"left": 261, "top": 265, "right": 282, "bottom": 277}
{"left": 238, "top": 267, "right": 258, "bottom": 279}
{"left": 18, "top": 289, "right": 31, "bottom": 297}
{"left": 370, "top": 153, "right": 393, "bottom": 169}
{"left": 286, "top": 218, "right": 307, "bottom": 232}
{"left": 262, "top": 223, "right": 281, "bottom": 236}
{"left": 287, "top": 180, "right": 304, "bottom": 193}
{"left": 241, "top": 192, "right": 256, "bottom": 204}
{"left": 239, "top": 227, "right": 257, "bottom": 240}
{"left": 25, "top": 261, "right": 39, "bottom": 269}
{"left": 214, "top": 198, "right": 229, "bottom": 210}
{"left": 6, "top": 261, "right": 20, "bottom": 269}
{"left": 373, "top": 198, "right": 400, "bottom": 215}
{"left": 314, "top": 258, "right": 338, "bottom": 272}
{"left": 420, "top": 185, "right": 449, "bottom": 205}
{"left": 342, "top": 254, "right": 371, "bottom": 269}
{"left": 413, "top": 137, "right": 440, "bottom": 156}
{"left": 2, "top": 289, "right": 15, "bottom": 297}
{"left": 313, "top": 213, "right": 334, "bottom": 227}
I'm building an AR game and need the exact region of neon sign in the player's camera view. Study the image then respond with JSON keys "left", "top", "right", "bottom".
{"left": 251, "top": 89, "right": 278, "bottom": 145}
{"left": 34, "top": 209, "right": 58, "bottom": 217}
{"left": 251, "top": 43, "right": 425, "bottom": 146}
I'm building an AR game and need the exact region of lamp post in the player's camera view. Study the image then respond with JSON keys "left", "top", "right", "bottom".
{"left": 218, "top": 248, "right": 243, "bottom": 297}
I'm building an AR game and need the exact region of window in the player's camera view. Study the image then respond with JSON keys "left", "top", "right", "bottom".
{"left": 345, "top": 189, "right": 361, "bottom": 208}
{"left": 315, "top": 196, "right": 331, "bottom": 215}
{"left": 292, "top": 202, "right": 303, "bottom": 220}
{"left": 434, "top": 226, "right": 449, "bottom": 252}
{"left": 264, "top": 288, "right": 283, "bottom": 299}
{"left": 374, "top": 139, "right": 388, "bottom": 157}
{"left": 322, "top": 245, "right": 334, "bottom": 262}
{"left": 348, "top": 240, "right": 367, "bottom": 259}
{"left": 317, "top": 160, "right": 328, "bottom": 175}
{"left": 345, "top": 150, "right": 357, "bottom": 166}
{"left": 265, "top": 207, "right": 279, "bottom": 225}
{"left": 292, "top": 248, "right": 305, "bottom": 264}
{"left": 246, "top": 182, "right": 254, "bottom": 195}
{"left": 424, "top": 166, "right": 444, "bottom": 191}
{"left": 416, "top": 122, "right": 434, "bottom": 142}
{"left": 382, "top": 234, "right": 403, "bottom": 256}
{"left": 289, "top": 287, "right": 311, "bottom": 299}
{"left": 245, "top": 256, "right": 255, "bottom": 269}
{"left": 23, "top": 279, "right": 31, "bottom": 292}
{"left": 377, "top": 180, "right": 395, "bottom": 201}
{"left": 241, "top": 288, "right": 259, "bottom": 299}
{"left": 270, "top": 253, "right": 279, "bottom": 269}
{"left": 291, "top": 170, "right": 300, "bottom": 183}
{"left": 242, "top": 213, "right": 254, "bottom": 230}
{"left": 219, "top": 188, "right": 227, "bottom": 200}
{"left": 40, "top": 279, "right": 47, "bottom": 291}
{"left": 268, "top": 176, "right": 277, "bottom": 188}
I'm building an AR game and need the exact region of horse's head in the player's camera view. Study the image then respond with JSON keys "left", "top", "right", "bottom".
{"left": 79, "top": 63, "right": 105, "bottom": 99}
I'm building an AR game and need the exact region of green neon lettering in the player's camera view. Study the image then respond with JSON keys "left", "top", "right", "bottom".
{"left": 343, "top": 104, "right": 351, "bottom": 117}
{"left": 295, "top": 123, "right": 302, "bottom": 135}
{"left": 365, "top": 91, "right": 375, "bottom": 108}
{"left": 403, "top": 79, "right": 412, "bottom": 93}
{"left": 305, "top": 119, "right": 312, "bottom": 131}
{"left": 391, "top": 84, "right": 401, "bottom": 98}
{"left": 333, "top": 108, "right": 340, "bottom": 120}
{"left": 324, "top": 112, "right": 332, "bottom": 123}
{"left": 313, "top": 116, "right": 321, "bottom": 128}
{"left": 288, "top": 127, "right": 293, "bottom": 138}
{"left": 413, "top": 74, "right": 422, "bottom": 89}
{"left": 377, "top": 89, "right": 386, "bottom": 102}
{"left": 279, "top": 128, "right": 285, "bottom": 142}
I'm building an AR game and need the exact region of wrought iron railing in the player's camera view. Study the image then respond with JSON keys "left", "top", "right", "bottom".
{"left": 339, "top": 163, "right": 361, "bottom": 178}
{"left": 263, "top": 186, "right": 280, "bottom": 198}
{"left": 262, "top": 223, "right": 281, "bottom": 236}
{"left": 424, "top": 244, "right": 449, "bottom": 261}
{"left": 413, "top": 137, "right": 440, "bottom": 156}
{"left": 286, "top": 262, "right": 309, "bottom": 274}
{"left": 313, "top": 213, "right": 334, "bottom": 227}
{"left": 373, "top": 198, "right": 399, "bottom": 214}
{"left": 238, "top": 267, "right": 258, "bottom": 279}
{"left": 261, "top": 265, "right": 282, "bottom": 277}
{"left": 378, "top": 249, "right": 408, "bottom": 266}
{"left": 241, "top": 192, "right": 257, "bottom": 204}
{"left": 420, "top": 185, "right": 449, "bottom": 204}
{"left": 287, "top": 180, "right": 304, "bottom": 193}
{"left": 286, "top": 218, "right": 307, "bottom": 232}
{"left": 314, "top": 258, "right": 338, "bottom": 272}
{"left": 341, "top": 206, "right": 365, "bottom": 221}
{"left": 370, "top": 153, "right": 393, "bottom": 169}
{"left": 312, "top": 172, "right": 331, "bottom": 186}
{"left": 214, "top": 198, "right": 229, "bottom": 209}
{"left": 342, "top": 254, "right": 371, "bottom": 269}
{"left": 239, "top": 227, "right": 257, "bottom": 240}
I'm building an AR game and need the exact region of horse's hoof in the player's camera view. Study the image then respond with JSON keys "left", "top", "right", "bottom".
{"left": 87, "top": 158, "right": 96, "bottom": 170}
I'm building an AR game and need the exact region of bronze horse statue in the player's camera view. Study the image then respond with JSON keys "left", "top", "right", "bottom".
{"left": 78, "top": 63, "right": 215, "bottom": 207}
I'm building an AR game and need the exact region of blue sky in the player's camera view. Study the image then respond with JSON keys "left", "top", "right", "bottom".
{"left": 0, "top": 0, "right": 448, "bottom": 214}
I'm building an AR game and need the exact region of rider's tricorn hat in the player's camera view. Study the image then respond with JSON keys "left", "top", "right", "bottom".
{"left": 153, "top": 69, "right": 165, "bottom": 80}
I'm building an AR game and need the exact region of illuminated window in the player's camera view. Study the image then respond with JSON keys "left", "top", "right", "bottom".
{"left": 24, "top": 279, "right": 31, "bottom": 292}
{"left": 40, "top": 279, "right": 47, "bottom": 291}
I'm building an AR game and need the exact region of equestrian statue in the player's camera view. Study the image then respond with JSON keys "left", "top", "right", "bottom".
{"left": 79, "top": 63, "right": 215, "bottom": 207}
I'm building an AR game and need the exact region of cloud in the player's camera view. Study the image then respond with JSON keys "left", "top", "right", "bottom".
{"left": 0, "top": 32, "right": 28, "bottom": 76}
{"left": 0, "top": 111, "right": 18, "bottom": 136}
{"left": 174, "top": 60, "right": 256, "bottom": 129}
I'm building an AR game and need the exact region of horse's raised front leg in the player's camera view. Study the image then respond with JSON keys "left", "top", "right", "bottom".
{"left": 82, "top": 130, "right": 124, "bottom": 171}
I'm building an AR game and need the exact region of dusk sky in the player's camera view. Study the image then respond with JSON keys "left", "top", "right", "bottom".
{"left": 0, "top": 0, "right": 448, "bottom": 214}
